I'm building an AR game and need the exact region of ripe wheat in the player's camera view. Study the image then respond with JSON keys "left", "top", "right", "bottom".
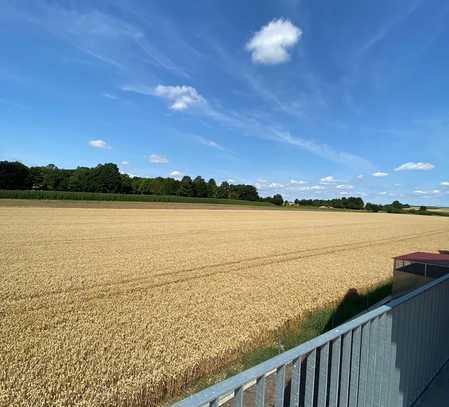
{"left": 1, "top": 205, "right": 448, "bottom": 406}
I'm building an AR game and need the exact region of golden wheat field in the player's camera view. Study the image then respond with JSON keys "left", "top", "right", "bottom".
{"left": 1, "top": 202, "right": 449, "bottom": 407}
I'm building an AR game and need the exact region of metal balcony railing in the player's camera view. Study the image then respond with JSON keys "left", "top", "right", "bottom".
{"left": 169, "top": 273, "right": 449, "bottom": 407}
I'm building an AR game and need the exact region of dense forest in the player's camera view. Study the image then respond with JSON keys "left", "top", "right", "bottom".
{"left": 0, "top": 161, "right": 285, "bottom": 204}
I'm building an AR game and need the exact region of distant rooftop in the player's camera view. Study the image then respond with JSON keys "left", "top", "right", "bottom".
{"left": 394, "top": 251, "right": 449, "bottom": 265}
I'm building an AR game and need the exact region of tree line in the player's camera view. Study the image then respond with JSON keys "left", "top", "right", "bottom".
{"left": 1, "top": 161, "right": 420, "bottom": 211}
{"left": 294, "top": 197, "right": 365, "bottom": 210}
{"left": 0, "top": 161, "right": 278, "bottom": 202}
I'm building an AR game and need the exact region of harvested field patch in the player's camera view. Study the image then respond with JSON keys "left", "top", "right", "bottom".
{"left": 1, "top": 205, "right": 448, "bottom": 406}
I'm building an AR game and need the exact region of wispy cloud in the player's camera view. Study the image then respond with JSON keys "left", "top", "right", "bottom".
{"left": 88, "top": 139, "right": 110, "bottom": 149}
{"left": 395, "top": 162, "right": 434, "bottom": 171}
{"left": 196, "top": 136, "right": 227, "bottom": 151}
{"left": 441, "top": 181, "right": 449, "bottom": 187}
{"left": 103, "top": 92, "right": 118, "bottom": 100}
{"left": 372, "top": 171, "right": 388, "bottom": 177}
{"left": 123, "top": 84, "right": 205, "bottom": 111}
{"left": 147, "top": 154, "right": 168, "bottom": 164}
{"left": 246, "top": 19, "right": 302, "bottom": 64}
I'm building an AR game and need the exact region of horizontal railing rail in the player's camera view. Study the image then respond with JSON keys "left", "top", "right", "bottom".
{"left": 170, "top": 273, "right": 449, "bottom": 407}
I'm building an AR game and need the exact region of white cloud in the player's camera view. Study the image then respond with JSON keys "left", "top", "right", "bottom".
{"left": 121, "top": 160, "right": 129, "bottom": 165}
{"left": 122, "top": 84, "right": 205, "bottom": 111}
{"left": 153, "top": 85, "right": 205, "bottom": 111}
{"left": 103, "top": 92, "right": 118, "bottom": 100}
{"left": 357, "top": 174, "right": 364, "bottom": 179}
{"left": 88, "top": 139, "right": 110, "bottom": 149}
{"left": 336, "top": 184, "right": 354, "bottom": 189}
{"left": 378, "top": 191, "right": 388, "bottom": 195}
{"left": 246, "top": 19, "right": 302, "bottom": 64}
{"left": 290, "top": 179, "right": 307, "bottom": 185}
{"left": 227, "top": 179, "right": 235, "bottom": 184}
{"left": 170, "top": 170, "right": 183, "bottom": 179}
{"left": 196, "top": 136, "right": 226, "bottom": 151}
{"left": 311, "top": 185, "right": 325, "bottom": 190}
{"left": 320, "top": 176, "right": 337, "bottom": 184}
{"left": 148, "top": 154, "right": 168, "bottom": 164}
{"left": 440, "top": 181, "right": 449, "bottom": 187}
{"left": 372, "top": 171, "right": 388, "bottom": 177}
{"left": 414, "top": 190, "right": 426, "bottom": 194}
{"left": 395, "top": 162, "right": 435, "bottom": 171}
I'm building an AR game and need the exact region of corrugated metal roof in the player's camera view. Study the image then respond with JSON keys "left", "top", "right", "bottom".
{"left": 394, "top": 252, "right": 449, "bottom": 264}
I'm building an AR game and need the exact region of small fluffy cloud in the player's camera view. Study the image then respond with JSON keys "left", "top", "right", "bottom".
{"left": 88, "top": 139, "right": 110, "bottom": 149}
{"left": 372, "top": 171, "right": 388, "bottom": 177}
{"left": 440, "top": 181, "right": 449, "bottom": 187}
{"left": 121, "top": 160, "right": 129, "bottom": 165}
{"left": 320, "top": 176, "right": 337, "bottom": 184}
{"left": 357, "top": 174, "right": 364, "bottom": 179}
{"left": 153, "top": 85, "right": 205, "bottom": 111}
{"left": 311, "top": 185, "right": 324, "bottom": 190}
{"left": 395, "top": 162, "right": 435, "bottom": 171}
{"left": 148, "top": 154, "right": 168, "bottom": 164}
{"left": 170, "top": 170, "right": 183, "bottom": 179}
{"left": 290, "top": 179, "right": 307, "bottom": 185}
{"left": 336, "top": 184, "right": 354, "bottom": 189}
{"left": 246, "top": 19, "right": 302, "bottom": 64}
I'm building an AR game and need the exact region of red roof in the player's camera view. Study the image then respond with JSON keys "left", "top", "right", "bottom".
{"left": 394, "top": 252, "right": 449, "bottom": 264}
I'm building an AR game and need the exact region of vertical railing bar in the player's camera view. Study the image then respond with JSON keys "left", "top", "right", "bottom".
{"left": 209, "top": 399, "right": 219, "bottom": 407}
{"left": 233, "top": 386, "right": 243, "bottom": 407}
{"left": 328, "top": 336, "right": 342, "bottom": 407}
{"left": 339, "top": 330, "right": 352, "bottom": 407}
{"left": 402, "top": 294, "right": 414, "bottom": 407}
{"left": 413, "top": 292, "right": 425, "bottom": 401}
{"left": 408, "top": 296, "right": 420, "bottom": 404}
{"left": 290, "top": 357, "right": 302, "bottom": 407}
{"left": 374, "top": 313, "right": 387, "bottom": 407}
{"left": 275, "top": 365, "right": 285, "bottom": 407}
{"left": 430, "top": 283, "right": 440, "bottom": 378}
{"left": 422, "top": 288, "right": 432, "bottom": 388}
{"left": 255, "top": 375, "right": 265, "bottom": 407}
{"left": 317, "top": 342, "right": 330, "bottom": 407}
{"left": 348, "top": 325, "right": 361, "bottom": 407}
{"left": 357, "top": 321, "right": 371, "bottom": 407}
{"left": 380, "top": 311, "right": 393, "bottom": 407}
{"left": 388, "top": 305, "right": 401, "bottom": 407}
{"left": 305, "top": 349, "right": 317, "bottom": 406}
{"left": 366, "top": 316, "right": 380, "bottom": 407}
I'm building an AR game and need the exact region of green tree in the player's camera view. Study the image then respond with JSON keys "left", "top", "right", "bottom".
{"left": 178, "top": 176, "right": 194, "bottom": 196}
{"left": 68, "top": 167, "right": 90, "bottom": 192}
{"left": 207, "top": 178, "right": 217, "bottom": 198}
{"left": 193, "top": 176, "right": 208, "bottom": 197}
{"left": 0, "top": 161, "right": 31, "bottom": 189}
{"left": 271, "top": 194, "right": 284, "bottom": 206}
{"left": 216, "top": 181, "right": 230, "bottom": 199}
{"left": 87, "top": 163, "right": 122, "bottom": 193}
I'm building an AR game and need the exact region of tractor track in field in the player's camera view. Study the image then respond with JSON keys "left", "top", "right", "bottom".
{"left": 5, "top": 228, "right": 448, "bottom": 312}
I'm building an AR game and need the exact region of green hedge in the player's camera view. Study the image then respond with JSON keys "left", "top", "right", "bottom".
{"left": 0, "top": 189, "right": 274, "bottom": 206}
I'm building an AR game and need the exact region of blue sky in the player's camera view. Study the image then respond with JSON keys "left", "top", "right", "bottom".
{"left": 1, "top": 0, "right": 448, "bottom": 205}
